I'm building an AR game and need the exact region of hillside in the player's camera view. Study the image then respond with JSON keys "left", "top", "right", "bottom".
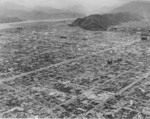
{"left": 112, "top": 1, "right": 150, "bottom": 20}
{"left": 70, "top": 12, "right": 143, "bottom": 31}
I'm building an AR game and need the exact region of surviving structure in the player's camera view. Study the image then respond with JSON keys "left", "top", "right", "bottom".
{"left": 141, "top": 32, "right": 150, "bottom": 40}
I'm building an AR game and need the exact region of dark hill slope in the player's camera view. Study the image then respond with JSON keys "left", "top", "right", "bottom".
{"left": 70, "top": 12, "right": 143, "bottom": 31}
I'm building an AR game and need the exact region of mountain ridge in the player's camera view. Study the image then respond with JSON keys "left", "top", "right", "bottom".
{"left": 112, "top": 0, "right": 150, "bottom": 20}
{"left": 0, "top": 2, "right": 85, "bottom": 22}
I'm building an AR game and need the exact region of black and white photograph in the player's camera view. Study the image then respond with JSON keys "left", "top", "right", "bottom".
{"left": 0, "top": 0, "right": 150, "bottom": 118}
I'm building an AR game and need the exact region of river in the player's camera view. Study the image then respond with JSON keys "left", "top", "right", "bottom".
{"left": 0, "top": 18, "right": 76, "bottom": 30}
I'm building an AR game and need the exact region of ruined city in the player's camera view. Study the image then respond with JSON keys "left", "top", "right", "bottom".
{"left": 1, "top": 0, "right": 150, "bottom": 119}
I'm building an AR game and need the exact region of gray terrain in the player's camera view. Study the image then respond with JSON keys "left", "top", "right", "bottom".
{"left": 1, "top": 0, "right": 150, "bottom": 118}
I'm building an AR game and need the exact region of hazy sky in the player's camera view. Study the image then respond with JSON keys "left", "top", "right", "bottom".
{"left": 0, "top": 0, "right": 149, "bottom": 14}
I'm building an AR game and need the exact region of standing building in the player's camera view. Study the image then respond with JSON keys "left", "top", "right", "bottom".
{"left": 141, "top": 32, "right": 150, "bottom": 40}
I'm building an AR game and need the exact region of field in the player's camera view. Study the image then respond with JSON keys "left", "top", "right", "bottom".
{"left": 0, "top": 20, "right": 150, "bottom": 118}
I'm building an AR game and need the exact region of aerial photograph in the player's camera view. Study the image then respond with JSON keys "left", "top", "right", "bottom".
{"left": 1, "top": 0, "right": 150, "bottom": 118}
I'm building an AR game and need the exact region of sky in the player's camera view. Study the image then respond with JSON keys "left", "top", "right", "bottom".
{"left": 0, "top": 0, "right": 149, "bottom": 14}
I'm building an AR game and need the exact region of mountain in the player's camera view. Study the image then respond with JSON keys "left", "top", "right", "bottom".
{"left": 33, "top": 6, "right": 64, "bottom": 14}
{"left": 0, "top": 2, "right": 85, "bottom": 22}
{"left": 0, "top": 15, "right": 23, "bottom": 23}
{"left": 112, "top": 1, "right": 150, "bottom": 20}
{"left": 98, "top": 7, "right": 115, "bottom": 14}
{"left": 70, "top": 12, "right": 143, "bottom": 31}
{"left": 0, "top": 2, "right": 30, "bottom": 11}
{"left": 32, "top": 6, "right": 85, "bottom": 20}
{"left": 65, "top": 5, "right": 86, "bottom": 14}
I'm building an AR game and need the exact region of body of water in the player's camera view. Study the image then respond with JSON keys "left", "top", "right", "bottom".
{"left": 0, "top": 18, "right": 76, "bottom": 30}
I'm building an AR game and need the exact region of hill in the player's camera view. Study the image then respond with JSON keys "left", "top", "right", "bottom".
{"left": 70, "top": 12, "right": 143, "bottom": 31}
{"left": 112, "top": 1, "right": 150, "bottom": 20}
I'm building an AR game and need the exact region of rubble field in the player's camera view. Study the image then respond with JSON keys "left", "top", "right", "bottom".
{"left": 0, "top": 20, "right": 150, "bottom": 118}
